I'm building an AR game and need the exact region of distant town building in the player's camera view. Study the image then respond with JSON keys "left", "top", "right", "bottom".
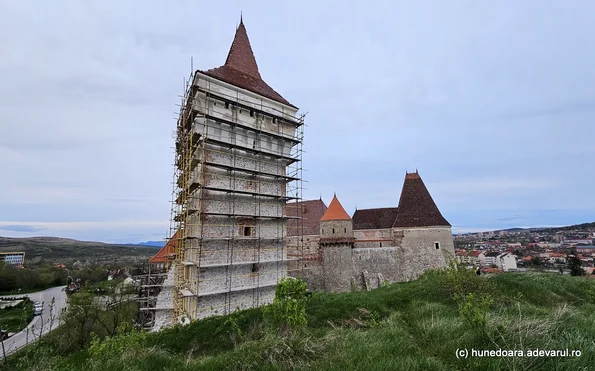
{"left": 496, "top": 253, "right": 517, "bottom": 272}
{"left": 0, "top": 252, "right": 25, "bottom": 265}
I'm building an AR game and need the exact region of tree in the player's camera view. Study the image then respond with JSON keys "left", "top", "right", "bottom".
{"left": 567, "top": 249, "right": 585, "bottom": 276}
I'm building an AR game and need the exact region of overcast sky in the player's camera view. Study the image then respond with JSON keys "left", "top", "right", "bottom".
{"left": 1, "top": 1, "right": 594, "bottom": 243}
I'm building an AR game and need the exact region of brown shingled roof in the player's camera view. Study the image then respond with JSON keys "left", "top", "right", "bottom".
{"left": 200, "top": 18, "right": 297, "bottom": 108}
{"left": 285, "top": 199, "right": 327, "bottom": 236}
{"left": 320, "top": 195, "right": 351, "bottom": 221}
{"left": 393, "top": 171, "right": 451, "bottom": 228}
{"left": 149, "top": 232, "right": 178, "bottom": 264}
{"left": 352, "top": 207, "right": 399, "bottom": 230}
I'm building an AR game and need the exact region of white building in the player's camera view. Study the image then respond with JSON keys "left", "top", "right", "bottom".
{"left": 496, "top": 253, "right": 517, "bottom": 272}
{"left": 0, "top": 252, "right": 25, "bottom": 265}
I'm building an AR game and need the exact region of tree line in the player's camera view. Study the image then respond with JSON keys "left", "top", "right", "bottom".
{"left": 0, "top": 262, "right": 109, "bottom": 294}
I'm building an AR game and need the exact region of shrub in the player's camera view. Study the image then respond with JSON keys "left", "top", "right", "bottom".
{"left": 264, "top": 277, "right": 308, "bottom": 332}
{"left": 88, "top": 326, "right": 148, "bottom": 359}
{"left": 444, "top": 260, "right": 493, "bottom": 329}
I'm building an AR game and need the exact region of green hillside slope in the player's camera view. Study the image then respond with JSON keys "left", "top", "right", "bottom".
{"left": 0, "top": 236, "right": 158, "bottom": 265}
{"left": 8, "top": 270, "right": 595, "bottom": 371}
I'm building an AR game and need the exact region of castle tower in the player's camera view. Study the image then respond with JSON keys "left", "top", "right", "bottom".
{"left": 169, "top": 17, "right": 304, "bottom": 323}
{"left": 319, "top": 194, "right": 354, "bottom": 292}
{"left": 392, "top": 171, "right": 455, "bottom": 280}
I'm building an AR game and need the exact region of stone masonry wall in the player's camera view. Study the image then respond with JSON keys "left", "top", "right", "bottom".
{"left": 287, "top": 235, "right": 325, "bottom": 290}
{"left": 351, "top": 247, "right": 401, "bottom": 289}
{"left": 319, "top": 220, "right": 353, "bottom": 237}
{"left": 395, "top": 227, "right": 455, "bottom": 281}
{"left": 152, "top": 267, "right": 174, "bottom": 332}
{"left": 322, "top": 246, "right": 353, "bottom": 292}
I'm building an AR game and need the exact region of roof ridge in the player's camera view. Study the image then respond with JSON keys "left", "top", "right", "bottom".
{"left": 354, "top": 206, "right": 398, "bottom": 211}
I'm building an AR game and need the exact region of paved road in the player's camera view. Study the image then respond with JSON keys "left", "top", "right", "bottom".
{"left": 0, "top": 286, "right": 68, "bottom": 359}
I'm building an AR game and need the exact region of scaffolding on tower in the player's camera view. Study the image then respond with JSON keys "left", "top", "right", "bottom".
{"left": 161, "top": 65, "right": 306, "bottom": 324}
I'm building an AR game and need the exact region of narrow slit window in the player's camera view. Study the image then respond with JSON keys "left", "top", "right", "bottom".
{"left": 435, "top": 242, "right": 440, "bottom": 250}
{"left": 332, "top": 228, "right": 335, "bottom": 234}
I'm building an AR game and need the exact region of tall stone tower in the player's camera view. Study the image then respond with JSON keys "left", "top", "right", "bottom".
{"left": 169, "top": 18, "right": 304, "bottom": 323}
{"left": 320, "top": 195, "right": 354, "bottom": 292}
{"left": 393, "top": 171, "right": 455, "bottom": 280}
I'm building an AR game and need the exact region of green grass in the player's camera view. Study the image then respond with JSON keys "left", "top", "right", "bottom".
{"left": 0, "top": 298, "right": 33, "bottom": 333}
{"left": 7, "top": 271, "right": 595, "bottom": 371}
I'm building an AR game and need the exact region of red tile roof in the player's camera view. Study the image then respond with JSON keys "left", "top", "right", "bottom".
{"left": 393, "top": 171, "right": 451, "bottom": 228}
{"left": 320, "top": 195, "right": 351, "bottom": 221}
{"left": 352, "top": 207, "right": 399, "bottom": 230}
{"left": 285, "top": 199, "right": 327, "bottom": 236}
{"left": 200, "top": 19, "right": 296, "bottom": 108}
{"left": 149, "top": 232, "right": 178, "bottom": 263}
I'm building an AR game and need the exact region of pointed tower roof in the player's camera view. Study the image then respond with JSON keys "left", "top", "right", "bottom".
{"left": 200, "top": 17, "right": 296, "bottom": 108}
{"left": 320, "top": 195, "right": 352, "bottom": 221}
{"left": 393, "top": 172, "right": 451, "bottom": 228}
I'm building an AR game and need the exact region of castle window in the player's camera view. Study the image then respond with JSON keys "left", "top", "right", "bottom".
{"left": 322, "top": 229, "right": 324, "bottom": 234}
{"left": 251, "top": 263, "right": 259, "bottom": 273}
{"left": 380, "top": 242, "right": 383, "bottom": 247}
{"left": 243, "top": 226, "right": 254, "bottom": 237}
{"left": 250, "top": 110, "right": 255, "bottom": 117}
{"left": 225, "top": 102, "right": 229, "bottom": 109}
{"left": 332, "top": 228, "right": 335, "bottom": 234}
{"left": 344, "top": 228, "right": 346, "bottom": 233}
{"left": 435, "top": 242, "right": 440, "bottom": 250}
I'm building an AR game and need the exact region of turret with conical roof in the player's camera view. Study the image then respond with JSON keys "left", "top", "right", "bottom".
{"left": 319, "top": 194, "right": 354, "bottom": 246}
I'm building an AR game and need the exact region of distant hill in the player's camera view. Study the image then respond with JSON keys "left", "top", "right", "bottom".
{"left": 545, "top": 222, "right": 595, "bottom": 232}
{"left": 0, "top": 236, "right": 159, "bottom": 266}
{"left": 131, "top": 241, "right": 167, "bottom": 248}
{"left": 493, "top": 227, "right": 529, "bottom": 233}
{"left": 459, "top": 221, "right": 595, "bottom": 236}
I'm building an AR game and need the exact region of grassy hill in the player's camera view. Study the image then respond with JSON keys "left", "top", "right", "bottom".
{"left": 0, "top": 236, "right": 159, "bottom": 266}
{"left": 8, "top": 270, "right": 595, "bottom": 370}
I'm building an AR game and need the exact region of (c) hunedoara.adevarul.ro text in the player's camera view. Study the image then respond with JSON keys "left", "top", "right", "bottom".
{"left": 456, "top": 348, "right": 582, "bottom": 359}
